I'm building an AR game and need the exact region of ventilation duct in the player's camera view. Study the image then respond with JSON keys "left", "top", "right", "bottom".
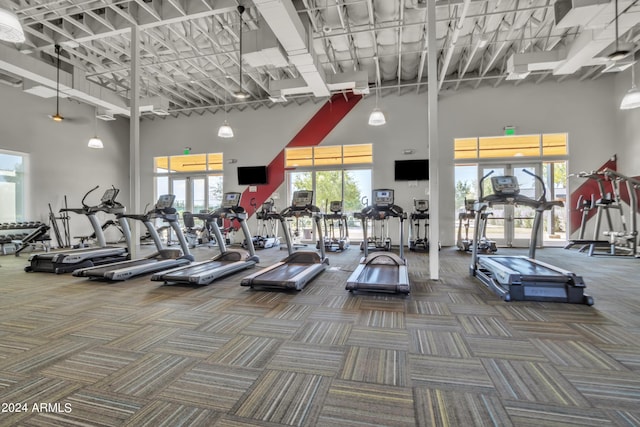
{"left": 554, "top": 0, "right": 611, "bottom": 29}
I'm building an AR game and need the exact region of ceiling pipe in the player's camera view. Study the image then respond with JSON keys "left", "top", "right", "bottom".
{"left": 438, "top": 0, "right": 471, "bottom": 90}
{"left": 253, "top": 0, "right": 330, "bottom": 98}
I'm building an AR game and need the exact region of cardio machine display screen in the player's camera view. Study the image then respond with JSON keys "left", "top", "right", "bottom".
{"left": 330, "top": 201, "right": 342, "bottom": 212}
{"left": 292, "top": 191, "right": 313, "bottom": 207}
{"left": 414, "top": 199, "right": 428, "bottom": 211}
{"left": 222, "top": 192, "right": 241, "bottom": 208}
{"left": 156, "top": 194, "right": 175, "bottom": 209}
{"left": 101, "top": 188, "right": 118, "bottom": 203}
{"left": 373, "top": 189, "right": 394, "bottom": 206}
{"left": 491, "top": 176, "right": 519, "bottom": 194}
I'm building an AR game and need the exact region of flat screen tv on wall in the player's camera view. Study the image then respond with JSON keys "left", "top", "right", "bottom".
{"left": 394, "top": 159, "right": 429, "bottom": 181}
{"left": 237, "top": 166, "right": 268, "bottom": 185}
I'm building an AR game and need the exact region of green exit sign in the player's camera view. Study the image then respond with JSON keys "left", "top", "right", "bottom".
{"left": 504, "top": 126, "right": 515, "bottom": 136}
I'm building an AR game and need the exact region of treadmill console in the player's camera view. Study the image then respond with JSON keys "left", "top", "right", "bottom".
{"left": 330, "top": 201, "right": 343, "bottom": 213}
{"left": 414, "top": 199, "right": 428, "bottom": 212}
{"left": 155, "top": 194, "right": 176, "bottom": 210}
{"left": 292, "top": 190, "right": 313, "bottom": 208}
{"left": 491, "top": 176, "right": 520, "bottom": 195}
{"left": 222, "top": 192, "right": 241, "bottom": 209}
{"left": 101, "top": 188, "right": 119, "bottom": 204}
{"left": 373, "top": 189, "right": 394, "bottom": 208}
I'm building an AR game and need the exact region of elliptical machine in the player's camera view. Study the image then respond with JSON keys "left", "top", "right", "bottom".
{"left": 408, "top": 199, "right": 430, "bottom": 251}
{"left": 319, "top": 200, "right": 350, "bottom": 252}
{"left": 457, "top": 198, "right": 497, "bottom": 253}
{"left": 246, "top": 198, "right": 280, "bottom": 249}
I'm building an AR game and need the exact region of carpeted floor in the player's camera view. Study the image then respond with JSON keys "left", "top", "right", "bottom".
{"left": 0, "top": 243, "right": 639, "bottom": 426}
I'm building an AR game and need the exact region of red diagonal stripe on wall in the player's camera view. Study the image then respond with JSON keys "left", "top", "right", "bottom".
{"left": 240, "top": 92, "right": 362, "bottom": 217}
{"left": 569, "top": 157, "right": 617, "bottom": 235}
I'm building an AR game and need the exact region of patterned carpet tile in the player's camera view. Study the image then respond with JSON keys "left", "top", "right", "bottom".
{"left": 316, "top": 379, "right": 415, "bottom": 427}
{"left": 506, "top": 320, "right": 581, "bottom": 340}
{"left": 92, "top": 353, "right": 196, "bottom": 398}
{"left": 104, "top": 325, "right": 179, "bottom": 352}
{"left": 114, "top": 306, "right": 177, "bottom": 325}
{"left": 346, "top": 326, "right": 410, "bottom": 350}
{"left": 305, "top": 307, "right": 360, "bottom": 323}
{"left": 482, "top": 359, "right": 591, "bottom": 406}
{"left": 265, "top": 303, "right": 314, "bottom": 321}
{"left": 410, "top": 330, "right": 472, "bottom": 358}
{"left": 157, "top": 362, "right": 260, "bottom": 411}
{"left": 406, "top": 300, "right": 452, "bottom": 316}
{"left": 207, "top": 335, "right": 281, "bottom": 369}
{"left": 405, "top": 314, "right": 462, "bottom": 331}
{"left": 0, "top": 311, "right": 66, "bottom": 335}
{"left": 357, "top": 297, "right": 408, "bottom": 312}
{"left": 18, "top": 389, "right": 147, "bottom": 427}
{"left": 339, "top": 346, "right": 408, "bottom": 386}
{"left": 595, "top": 344, "right": 640, "bottom": 371}
{"left": 0, "top": 338, "right": 90, "bottom": 374}
{"left": 409, "top": 355, "right": 495, "bottom": 391}
{"left": 413, "top": 387, "right": 512, "bottom": 427}
{"left": 232, "top": 370, "right": 331, "bottom": 426}
{"left": 150, "top": 310, "right": 214, "bottom": 330}
{"left": 503, "top": 400, "right": 614, "bottom": 427}
{"left": 357, "top": 310, "right": 406, "bottom": 328}
{"left": 323, "top": 295, "right": 363, "bottom": 310}
{"left": 292, "top": 321, "right": 352, "bottom": 346}
{"left": 568, "top": 323, "right": 640, "bottom": 345}
{"left": 190, "top": 297, "right": 237, "bottom": 314}
{"left": 266, "top": 342, "right": 345, "bottom": 376}
{"left": 494, "top": 305, "right": 551, "bottom": 321}
{"left": 41, "top": 346, "right": 141, "bottom": 383}
{"left": 0, "top": 376, "right": 83, "bottom": 425}
{"left": 606, "top": 409, "right": 640, "bottom": 427}
{"left": 0, "top": 335, "right": 49, "bottom": 360}
{"left": 458, "top": 315, "right": 514, "bottom": 337}
{"left": 559, "top": 368, "right": 640, "bottom": 411}
{"left": 122, "top": 401, "right": 221, "bottom": 427}
{"left": 151, "top": 330, "right": 232, "bottom": 359}
{"left": 196, "top": 314, "right": 257, "bottom": 335}
{"left": 68, "top": 321, "right": 140, "bottom": 343}
{"left": 241, "top": 318, "right": 302, "bottom": 340}
{"left": 531, "top": 339, "right": 628, "bottom": 370}
{"left": 464, "top": 336, "right": 548, "bottom": 362}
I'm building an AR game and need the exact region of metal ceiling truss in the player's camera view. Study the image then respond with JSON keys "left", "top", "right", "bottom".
{"left": 0, "top": 0, "right": 638, "bottom": 118}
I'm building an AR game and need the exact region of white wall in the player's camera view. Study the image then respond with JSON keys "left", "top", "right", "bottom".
{"left": 0, "top": 82, "right": 130, "bottom": 241}
{"left": 2, "top": 72, "right": 622, "bottom": 248}
{"left": 615, "top": 61, "right": 640, "bottom": 175}
{"left": 140, "top": 77, "right": 619, "bottom": 246}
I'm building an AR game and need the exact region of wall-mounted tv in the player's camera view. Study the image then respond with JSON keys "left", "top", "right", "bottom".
{"left": 237, "top": 165, "right": 268, "bottom": 185}
{"left": 394, "top": 159, "right": 429, "bottom": 181}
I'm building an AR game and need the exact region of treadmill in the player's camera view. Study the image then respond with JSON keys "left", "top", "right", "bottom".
{"left": 151, "top": 192, "right": 259, "bottom": 285}
{"left": 346, "top": 189, "right": 410, "bottom": 294}
{"left": 73, "top": 194, "right": 194, "bottom": 281}
{"left": 470, "top": 170, "right": 593, "bottom": 305}
{"left": 241, "top": 190, "right": 328, "bottom": 290}
{"left": 25, "top": 186, "right": 131, "bottom": 273}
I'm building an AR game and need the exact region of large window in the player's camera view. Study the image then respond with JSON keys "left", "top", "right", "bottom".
{"left": 455, "top": 133, "right": 568, "bottom": 160}
{"left": 153, "top": 153, "right": 224, "bottom": 222}
{"left": 285, "top": 144, "right": 373, "bottom": 241}
{"left": 0, "top": 150, "right": 27, "bottom": 223}
{"left": 454, "top": 134, "right": 568, "bottom": 247}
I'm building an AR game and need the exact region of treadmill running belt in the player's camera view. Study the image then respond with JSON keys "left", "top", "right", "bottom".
{"left": 484, "top": 257, "right": 562, "bottom": 276}
{"left": 358, "top": 264, "right": 399, "bottom": 285}
{"left": 160, "top": 260, "right": 229, "bottom": 278}
{"left": 252, "top": 263, "right": 309, "bottom": 282}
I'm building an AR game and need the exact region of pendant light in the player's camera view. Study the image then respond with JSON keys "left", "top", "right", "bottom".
{"left": 51, "top": 44, "right": 64, "bottom": 122}
{"left": 233, "top": 5, "right": 249, "bottom": 100}
{"left": 368, "top": 83, "right": 386, "bottom": 126}
{"left": 608, "top": 0, "right": 631, "bottom": 61}
{"left": 620, "top": 63, "right": 640, "bottom": 110}
{"left": 0, "top": 2, "right": 25, "bottom": 43}
{"left": 88, "top": 107, "right": 104, "bottom": 148}
{"left": 218, "top": 90, "right": 234, "bottom": 138}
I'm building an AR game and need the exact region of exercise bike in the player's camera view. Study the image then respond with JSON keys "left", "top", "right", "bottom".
{"left": 457, "top": 198, "right": 497, "bottom": 253}
{"left": 245, "top": 198, "right": 281, "bottom": 249}
{"left": 318, "top": 200, "right": 350, "bottom": 252}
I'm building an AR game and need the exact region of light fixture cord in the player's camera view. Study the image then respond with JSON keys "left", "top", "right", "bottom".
{"left": 238, "top": 5, "right": 245, "bottom": 95}
{"left": 632, "top": 62, "right": 637, "bottom": 89}
{"left": 614, "top": 0, "right": 619, "bottom": 51}
{"left": 55, "top": 44, "right": 61, "bottom": 115}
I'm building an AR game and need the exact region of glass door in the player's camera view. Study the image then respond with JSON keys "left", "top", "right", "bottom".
{"left": 479, "top": 164, "right": 541, "bottom": 247}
